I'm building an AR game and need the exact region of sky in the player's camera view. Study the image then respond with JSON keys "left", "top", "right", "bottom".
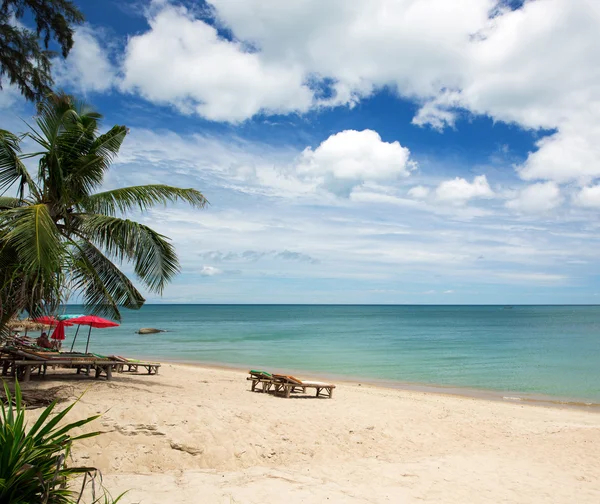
{"left": 2, "top": 0, "right": 600, "bottom": 304}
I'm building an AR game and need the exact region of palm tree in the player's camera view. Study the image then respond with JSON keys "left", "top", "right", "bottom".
{"left": 0, "top": 93, "right": 207, "bottom": 328}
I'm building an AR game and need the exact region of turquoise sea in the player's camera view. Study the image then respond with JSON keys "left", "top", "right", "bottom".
{"left": 59, "top": 305, "right": 600, "bottom": 403}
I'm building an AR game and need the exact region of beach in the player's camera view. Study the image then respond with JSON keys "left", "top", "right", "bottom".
{"left": 25, "top": 363, "right": 600, "bottom": 503}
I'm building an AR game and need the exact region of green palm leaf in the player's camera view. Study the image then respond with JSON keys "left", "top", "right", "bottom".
{"left": 65, "top": 125, "right": 127, "bottom": 197}
{"left": 0, "top": 204, "right": 63, "bottom": 276}
{"left": 77, "top": 214, "right": 179, "bottom": 293}
{"left": 69, "top": 240, "right": 146, "bottom": 320}
{"left": 80, "top": 185, "right": 208, "bottom": 215}
{"left": 0, "top": 197, "right": 24, "bottom": 209}
{"left": 0, "top": 130, "right": 39, "bottom": 200}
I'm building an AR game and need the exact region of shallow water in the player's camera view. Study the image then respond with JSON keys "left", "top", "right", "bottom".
{"left": 56, "top": 305, "right": 600, "bottom": 402}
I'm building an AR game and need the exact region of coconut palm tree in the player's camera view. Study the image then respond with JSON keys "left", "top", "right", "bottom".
{"left": 0, "top": 93, "right": 207, "bottom": 328}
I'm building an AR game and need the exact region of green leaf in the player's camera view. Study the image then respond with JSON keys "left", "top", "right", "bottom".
{"left": 0, "top": 204, "right": 63, "bottom": 276}
{"left": 77, "top": 214, "right": 180, "bottom": 293}
{"left": 0, "top": 196, "right": 25, "bottom": 209}
{"left": 0, "top": 380, "right": 126, "bottom": 503}
{"left": 0, "top": 129, "right": 39, "bottom": 200}
{"left": 69, "top": 239, "right": 146, "bottom": 320}
{"left": 80, "top": 184, "right": 208, "bottom": 216}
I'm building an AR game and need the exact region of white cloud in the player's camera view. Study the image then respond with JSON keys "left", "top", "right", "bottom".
{"left": 518, "top": 122, "right": 600, "bottom": 183}
{"left": 200, "top": 265, "right": 223, "bottom": 276}
{"left": 492, "top": 272, "right": 567, "bottom": 283}
{"left": 210, "top": 0, "right": 488, "bottom": 101}
{"left": 408, "top": 0, "right": 600, "bottom": 184}
{"left": 54, "top": 26, "right": 115, "bottom": 93}
{"left": 80, "top": 122, "right": 600, "bottom": 303}
{"left": 120, "top": 2, "right": 313, "bottom": 121}
{"left": 435, "top": 175, "right": 494, "bottom": 205}
{"left": 0, "top": 85, "right": 22, "bottom": 110}
{"left": 111, "top": 127, "right": 318, "bottom": 199}
{"left": 296, "top": 130, "right": 414, "bottom": 196}
{"left": 117, "top": 0, "right": 600, "bottom": 185}
{"left": 408, "top": 185, "right": 430, "bottom": 199}
{"left": 506, "top": 182, "right": 562, "bottom": 214}
{"left": 573, "top": 185, "right": 600, "bottom": 209}
{"left": 443, "top": 290, "right": 455, "bottom": 294}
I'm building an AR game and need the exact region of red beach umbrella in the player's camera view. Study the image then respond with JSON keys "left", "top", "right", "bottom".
{"left": 68, "top": 315, "right": 119, "bottom": 353}
{"left": 33, "top": 316, "right": 60, "bottom": 326}
{"left": 50, "top": 320, "right": 68, "bottom": 341}
{"left": 34, "top": 316, "right": 72, "bottom": 340}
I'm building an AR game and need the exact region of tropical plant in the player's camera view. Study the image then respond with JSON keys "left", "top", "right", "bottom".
{"left": 0, "top": 0, "right": 84, "bottom": 101}
{"left": 0, "top": 380, "right": 125, "bottom": 503}
{"left": 0, "top": 92, "right": 207, "bottom": 328}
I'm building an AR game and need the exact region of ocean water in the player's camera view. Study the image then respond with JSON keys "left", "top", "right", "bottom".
{"left": 58, "top": 305, "right": 600, "bottom": 402}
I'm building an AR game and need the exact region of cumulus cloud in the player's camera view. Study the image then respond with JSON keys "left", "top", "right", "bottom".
{"left": 54, "top": 26, "right": 116, "bottom": 92}
{"left": 409, "top": 0, "right": 600, "bottom": 184}
{"left": 296, "top": 130, "right": 415, "bottom": 196}
{"left": 0, "top": 85, "right": 22, "bottom": 110}
{"left": 200, "top": 265, "right": 223, "bottom": 276}
{"left": 573, "top": 185, "right": 600, "bottom": 209}
{"left": 116, "top": 0, "right": 600, "bottom": 185}
{"left": 518, "top": 122, "right": 600, "bottom": 183}
{"left": 408, "top": 185, "right": 430, "bottom": 199}
{"left": 506, "top": 182, "right": 562, "bottom": 214}
{"left": 435, "top": 175, "right": 494, "bottom": 205}
{"left": 120, "top": 2, "right": 313, "bottom": 121}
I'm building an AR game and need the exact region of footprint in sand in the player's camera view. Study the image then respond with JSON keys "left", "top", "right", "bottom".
{"left": 114, "top": 423, "right": 167, "bottom": 436}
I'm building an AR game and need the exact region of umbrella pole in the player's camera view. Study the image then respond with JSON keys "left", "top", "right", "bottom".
{"left": 85, "top": 325, "right": 92, "bottom": 354}
{"left": 70, "top": 325, "right": 81, "bottom": 352}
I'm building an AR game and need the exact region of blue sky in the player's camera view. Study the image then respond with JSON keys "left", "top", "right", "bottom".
{"left": 2, "top": 0, "right": 600, "bottom": 304}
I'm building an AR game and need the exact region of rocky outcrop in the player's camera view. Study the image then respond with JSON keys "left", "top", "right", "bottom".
{"left": 137, "top": 328, "right": 165, "bottom": 334}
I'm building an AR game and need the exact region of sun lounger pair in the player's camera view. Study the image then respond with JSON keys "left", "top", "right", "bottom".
{"left": 247, "top": 370, "right": 335, "bottom": 398}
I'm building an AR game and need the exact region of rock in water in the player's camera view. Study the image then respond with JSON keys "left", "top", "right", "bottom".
{"left": 137, "top": 328, "right": 164, "bottom": 334}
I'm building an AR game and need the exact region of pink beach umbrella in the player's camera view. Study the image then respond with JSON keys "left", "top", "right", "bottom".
{"left": 68, "top": 315, "right": 119, "bottom": 353}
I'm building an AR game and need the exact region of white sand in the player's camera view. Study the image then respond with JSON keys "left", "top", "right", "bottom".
{"left": 25, "top": 363, "right": 600, "bottom": 503}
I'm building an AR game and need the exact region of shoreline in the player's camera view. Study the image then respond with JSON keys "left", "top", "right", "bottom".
{"left": 155, "top": 358, "right": 600, "bottom": 411}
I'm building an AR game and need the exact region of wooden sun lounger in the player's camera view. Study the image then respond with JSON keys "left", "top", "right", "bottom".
{"left": 0, "top": 358, "right": 119, "bottom": 381}
{"left": 246, "top": 370, "right": 275, "bottom": 392}
{"left": 247, "top": 371, "right": 336, "bottom": 398}
{"left": 110, "top": 356, "right": 161, "bottom": 374}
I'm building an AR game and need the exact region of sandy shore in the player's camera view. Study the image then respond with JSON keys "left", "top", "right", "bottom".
{"left": 24, "top": 363, "right": 600, "bottom": 503}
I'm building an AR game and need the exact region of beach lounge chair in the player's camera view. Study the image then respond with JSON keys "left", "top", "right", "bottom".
{"left": 0, "top": 347, "right": 119, "bottom": 381}
{"left": 247, "top": 371, "right": 336, "bottom": 398}
{"left": 273, "top": 374, "right": 336, "bottom": 398}
{"left": 110, "top": 355, "right": 161, "bottom": 374}
{"left": 247, "top": 370, "right": 275, "bottom": 392}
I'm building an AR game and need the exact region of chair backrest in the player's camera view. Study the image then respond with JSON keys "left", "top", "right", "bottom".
{"left": 272, "top": 374, "right": 303, "bottom": 385}
{"left": 249, "top": 370, "right": 272, "bottom": 379}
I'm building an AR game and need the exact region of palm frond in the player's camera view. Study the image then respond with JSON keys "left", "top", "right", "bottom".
{"left": 80, "top": 185, "right": 208, "bottom": 215}
{"left": 0, "top": 129, "right": 39, "bottom": 200}
{"left": 0, "top": 240, "right": 63, "bottom": 326}
{"left": 65, "top": 126, "right": 127, "bottom": 197}
{"left": 0, "top": 197, "right": 25, "bottom": 209}
{"left": 77, "top": 214, "right": 180, "bottom": 293}
{"left": 0, "top": 204, "right": 63, "bottom": 276}
{"left": 69, "top": 240, "right": 145, "bottom": 321}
